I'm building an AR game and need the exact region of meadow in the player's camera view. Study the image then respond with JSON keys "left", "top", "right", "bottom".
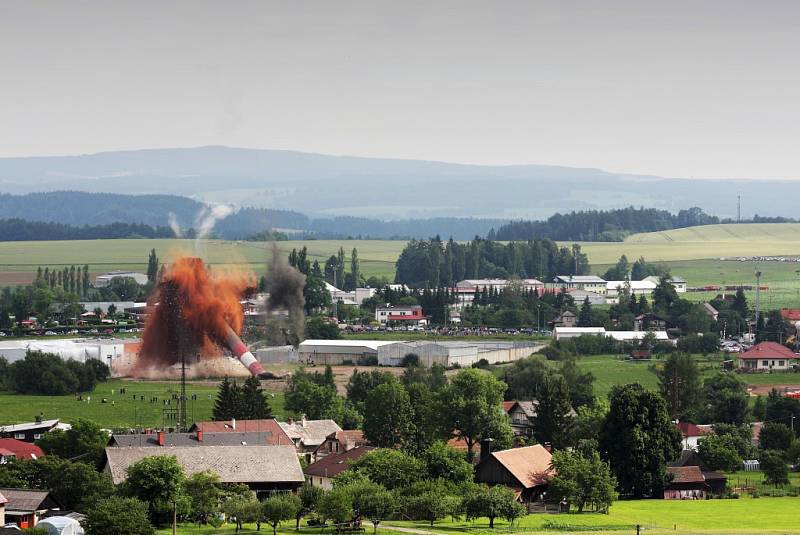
{"left": 2, "top": 223, "right": 800, "bottom": 289}
{"left": 387, "top": 497, "right": 800, "bottom": 534}
{"left": 0, "top": 378, "right": 286, "bottom": 430}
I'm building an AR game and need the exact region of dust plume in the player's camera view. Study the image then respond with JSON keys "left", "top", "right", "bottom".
{"left": 137, "top": 257, "right": 255, "bottom": 372}
{"left": 168, "top": 212, "right": 183, "bottom": 238}
{"left": 194, "top": 203, "right": 234, "bottom": 241}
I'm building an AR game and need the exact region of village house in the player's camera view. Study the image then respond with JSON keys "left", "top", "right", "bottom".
{"left": 279, "top": 417, "right": 343, "bottom": 462}
{"left": 108, "top": 430, "right": 294, "bottom": 448}
{"left": 0, "top": 489, "right": 60, "bottom": 529}
{"left": 474, "top": 443, "right": 554, "bottom": 503}
{"left": 0, "top": 439, "right": 45, "bottom": 463}
{"left": 187, "top": 418, "right": 292, "bottom": 445}
{"left": 304, "top": 446, "right": 375, "bottom": 490}
{"left": 738, "top": 341, "right": 800, "bottom": 371}
{"left": 503, "top": 401, "right": 537, "bottom": 438}
{"left": 0, "top": 418, "right": 63, "bottom": 443}
{"left": 668, "top": 450, "right": 727, "bottom": 495}
{"left": 549, "top": 311, "right": 577, "bottom": 329}
{"left": 313, "top": 430, "right": 369, "bottom": 461}
{"left": 103, "top": 445, "right": 304, "bottom": 498}
{"left": 675, "top": 422, "right": 712, "bottom": 451}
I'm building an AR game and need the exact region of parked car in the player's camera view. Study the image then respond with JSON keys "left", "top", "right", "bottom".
{"left": 44, "top": 331, "right": 57, "bottom": 336}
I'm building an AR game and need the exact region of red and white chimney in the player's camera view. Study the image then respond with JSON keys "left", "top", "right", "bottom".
{"left": 157, "top": 431, "right": 165, "bottom": 446}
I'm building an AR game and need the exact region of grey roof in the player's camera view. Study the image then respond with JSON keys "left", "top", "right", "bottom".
{"left": 669, "top": 277, "right": 687, "bottom": 283}
{"left": 104, "top": 445, "right": 304, "bottom": 485}
{"left": 0, "top": 488, "right": 53, "bottom": 512}
{"left": 279, "top": 420, "right": 342, "bottom": 447}
{"left": 109, "top": 431, "right": 284, "bottom": 448}
{"left": 703, "top": 303, "right": 719, "bottom": 315}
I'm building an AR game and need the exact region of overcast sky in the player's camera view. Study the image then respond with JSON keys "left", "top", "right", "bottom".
{"left": 1, "top": 1, "right": 798, "bottom": 179}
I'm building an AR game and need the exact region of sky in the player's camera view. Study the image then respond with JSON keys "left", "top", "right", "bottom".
{"left": 1, "top": 1, "right": 798, "bottom": 179}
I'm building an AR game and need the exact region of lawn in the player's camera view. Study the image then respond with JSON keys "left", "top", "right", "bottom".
{"left": 0, "top": 378, "right": 286, "bottom": 430}
{"left": 388, "top": 497, "right": 800, "bottom": 534}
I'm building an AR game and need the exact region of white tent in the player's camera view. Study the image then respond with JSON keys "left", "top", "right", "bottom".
{"left": 37, "top": 516, "right": 85, "bottom": 535}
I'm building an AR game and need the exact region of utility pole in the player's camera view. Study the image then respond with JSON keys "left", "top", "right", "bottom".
{"left": 755, "top": 271, "right": 762, "bottom": 335}
{"left": 737, "top": 194, "right": 741, "bottom": 224}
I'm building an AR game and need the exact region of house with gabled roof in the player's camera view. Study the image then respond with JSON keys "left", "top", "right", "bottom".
{"left": 0, "top": 439, "right": 44, "bottom": 462}
{"left": 738, "top": 341, "right": 799, "bottom": 371}
{"left": 675, "top": 421, "right": 712, "bottom": 451}
{"left": 304, "top": 446, "right": 375, "bottom": 490}
{"left": 0, "top": 488, "right": 60, "bottom": 529}
{"left": 313, "top": 430, "right": 369, "bottom": 461}
{"left": 188, "top": 418, "right": 291, "bottom": 444}
{"left": 474, "top": 444, "right": 554, "bottom": 502}
{"left": 279, "top": 417, "right": 342, "bottom": 462}
{"left": 664, "top": 466, "right": 709, "bottom": 500}
{"left": 103, "top": 445, "right": 304, "bottom": 498}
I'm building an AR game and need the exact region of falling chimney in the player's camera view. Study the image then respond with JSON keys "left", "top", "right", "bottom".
{"left": 157, "top": 431, "right": 165, "bottom": 447}
{"left": 196, "top": 430, "right": 203, "bottom": 443}
{"left": 479, "top": 438, "right": 494, "bottom": 462}
{"left": 231, "top": 418, "right": 236, "bottom": 430}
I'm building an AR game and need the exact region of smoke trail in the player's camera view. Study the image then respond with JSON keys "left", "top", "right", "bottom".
{"left": 264, "top": 244, "right": 306, "bottom": 345}
{"left": 168, "top": 212, "right": 183, "bottom": 238}
{"left": 194, "top": 203, "right": 234, "bottom": 241}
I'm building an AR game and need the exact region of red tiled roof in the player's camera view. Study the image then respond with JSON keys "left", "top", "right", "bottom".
{"left": 676, "top": 422, "right": 712, "bottom": 438}
{"left": 667, "top": 466, "right": 705, "bottom": 484}
{"left": 780, "top": 309, "right": 800, "bottom": 321}
{"left": 502, "top": 401, "right": 517, "bottom": 413}
{"left": 189, "top": 419, "right": 291, "bottom": 445}
{"left": 739, "top": 342, "right": 799, "bottom": 360}
{"left": 0, "top": 439, "right": 45, "bottom": 460}
{"left": 304, "top": 446, "right": 375, "bottom": 478}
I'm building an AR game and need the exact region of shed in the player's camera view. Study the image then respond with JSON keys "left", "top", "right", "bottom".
{"left": 664, "top": 466, "right": 708, "bottom": 500}
{"left": 474, "top": 445, "right": 554, "bottom": 502}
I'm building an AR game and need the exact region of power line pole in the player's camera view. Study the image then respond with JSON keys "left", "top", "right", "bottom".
{"left": 754, "top": 270, "right": 762, "bottom": 336}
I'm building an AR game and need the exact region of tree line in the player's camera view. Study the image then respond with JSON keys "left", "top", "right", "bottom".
{"left": 394, "top": 237, "right": 589, "bottom": 288}
{"left": 490, "top": 206, "right": 720, "bottom": 242}
{"left": 0, "top": 218, "right": 176, "bottom": 241}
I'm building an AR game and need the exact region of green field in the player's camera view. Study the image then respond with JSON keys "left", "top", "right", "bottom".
{"left": 0, "top": 379, "right": 286, "bottom": 430}
{"left": 387, "top": 497, "right": 800, "bottom": 534}
{"left": 2, "top": 223, "right": 800, "bottom": 289}
{"left": 572, "top": 354, "right": 800, "bottom": 398}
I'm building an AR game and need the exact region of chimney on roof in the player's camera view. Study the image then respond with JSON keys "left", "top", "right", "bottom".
{"left": 288, "top": 417, "right": 293, "bottom": 425}
{"left": 157, "top": 431, "right": 165, "bottom": 447}
{"left": 196, "top": 430, "right": 203, "bottom": 443}
{"left": 302, "top": 415, "right": 308, "bottom": 428}
{"left": 479, "top": 438, "right": 493, "bottom": 462}
{"left": 231, "top": 418, "right": 236, "bottom": 430}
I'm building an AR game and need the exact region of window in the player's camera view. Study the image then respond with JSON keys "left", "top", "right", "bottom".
{"left": 33, "top": 434, "right": 42, "bottom": 440}
{"left": 779, "top": 360, "right": 785, "bottom": 367}
{"left": 14, "top": 433, "right": 25, "bottom": 440}
{"left": 762, "top": 360, "right": 769, "bottom": 367}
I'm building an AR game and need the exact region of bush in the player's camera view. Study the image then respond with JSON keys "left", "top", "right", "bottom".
{"left": 357, "top": 355, "right": 378, "bottom": 366}
{"left": 471, "top": 358, "right": 490, "bottom": 369}
{"left": 401, "top": 353, "right": 420, "bottom": 367}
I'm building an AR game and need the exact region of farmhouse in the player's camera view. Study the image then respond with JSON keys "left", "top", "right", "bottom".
{"left": 108, "top": 429, "right": 294, "bottom": 447}
{"left": 474, "top": 444, "right": 554, "bottom": 502}
{"left": 103, "top": 445, "right": 304, "bottom": 497}
{"left": 555, "top": 275, "right": 607, "bottom": 294}
{"left": 188, "top": 418, "right": 291, "bottom": 444}
{"left": 304, "top": 446, "right": 375, "bottom": 490}
{"left": 454, "top": 279, "right": 544, "bottom": 306}
{"left": 550, "top": 311, "right": 577, "bottom": 328}
{"left": 738, "top": 341, "right": 799, "bottom": 371}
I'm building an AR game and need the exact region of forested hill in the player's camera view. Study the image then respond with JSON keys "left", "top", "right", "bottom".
{"left": 0, "top": 192, "right": 502, "bottom": 241}
{"left": 490, "top": 207, "right": 720, "bottom": 241}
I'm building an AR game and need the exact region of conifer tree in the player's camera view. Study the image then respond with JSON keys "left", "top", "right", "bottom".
{"left": 578, "top": 297, "right": 593, "bottom": 327}
{"left": 241, "top": 375, "right": 273, "bottom": 419}
{"left": 212, "top": 377, "right": 243, "bottom": 421}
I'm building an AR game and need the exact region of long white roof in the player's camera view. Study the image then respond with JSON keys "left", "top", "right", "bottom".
{"left": 605, "top": 330, "right": 670, "bottom": 340}
{"left": 298, "top": 339, "right": 400, "bottom": 351}
{"left": 606, "top": 280, "right": 657, "bottom": 291}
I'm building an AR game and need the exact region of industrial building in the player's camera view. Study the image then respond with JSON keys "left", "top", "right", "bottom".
{"left": 0, "top": 338, "right": 139, "bottom": 365}
{"left": 297, "top": 339, "right": 397, "bottom": 365}
{"left": 553, "top": 326, "right": 671, "bottom": 343}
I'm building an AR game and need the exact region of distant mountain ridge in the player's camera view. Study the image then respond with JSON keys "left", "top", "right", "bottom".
{"left": 0, "top": 146, "right": 791, "bottom": 220}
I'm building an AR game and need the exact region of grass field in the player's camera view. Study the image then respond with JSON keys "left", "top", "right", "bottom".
{"left": 571, "top": 354, "right": 800, "bottom": 398}
{"left": 0, "top": 379, "right": 286, "bottom": 430}
{"left": 2, "top": 223, "right": 800, "bottom": 288}
{"left": 387, "top": 497, "right": 800, "bottom": 534}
